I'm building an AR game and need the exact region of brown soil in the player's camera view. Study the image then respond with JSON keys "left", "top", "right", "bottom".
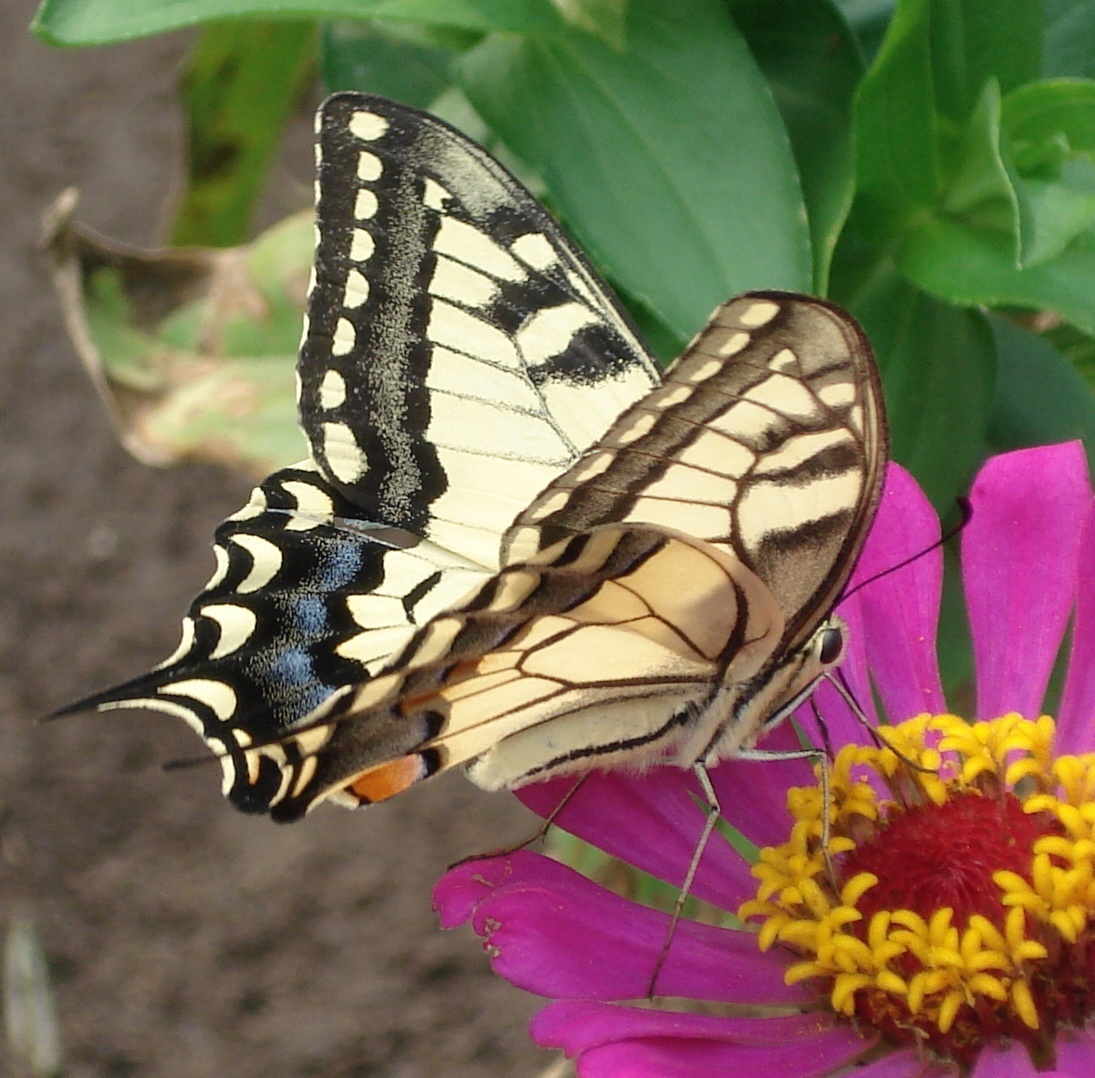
{"left": 0, "top": 6, "right": 547, "bottom": 1074}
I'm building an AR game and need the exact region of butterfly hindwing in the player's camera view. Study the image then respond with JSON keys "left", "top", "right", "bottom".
{"left": 60, "top": 464, "right": 489, "bottom": 811}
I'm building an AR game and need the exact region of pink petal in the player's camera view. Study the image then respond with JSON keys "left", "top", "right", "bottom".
{"left": 962, "top": 443, "right": 1091, "bottom": 719}
{"left": 434, "top": 851, "right": 807, "bottom": 1005}
{"left": 851, "top": 1048, "right": 952, "bottom": 1077}
{"left": 1058, "top": 505, "right": 1095, "bottom": 755}
{"left": 971, "top": 1040, "right": 1040, "bottom": 1078}
{"left": 1055, "top": 1030, "right": 1095, "bottom": 1075}
{"left": 533, "top": 1001, "right": 871, "bottom": 1077}
{"left": 516, "top": 770, "right": 755, "bottom": 910}
{"left": 849, "top": 463, "right": 945, "bottom": 721}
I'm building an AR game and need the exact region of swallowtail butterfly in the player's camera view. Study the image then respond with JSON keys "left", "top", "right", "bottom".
{"left": 63, "top": 92, "right": 887, "bottom": 822}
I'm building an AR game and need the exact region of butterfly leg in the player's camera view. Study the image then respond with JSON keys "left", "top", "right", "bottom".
{"left": 647, "top": 763, "right": 723, "bottom": 999}
{"left": 448, "top": 775, "right": 588, "bottom": 870}
{"left": 734, "top": 745, "right": 837, "bottom": 886}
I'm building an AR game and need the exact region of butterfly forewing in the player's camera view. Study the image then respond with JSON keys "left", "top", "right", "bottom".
{"left": 300, "top": 93, "right": 660, "bottom": 570}
{"left": 505, "top": 292, "right": 887, "bottom": 654}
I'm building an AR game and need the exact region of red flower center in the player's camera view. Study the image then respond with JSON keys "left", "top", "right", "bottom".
{"left": 841, "top": 791, "right": 1051, "bottom": 928}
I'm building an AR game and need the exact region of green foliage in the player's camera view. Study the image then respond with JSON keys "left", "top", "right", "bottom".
{"left": 173, "top": 21, "right": 316, "bottom": 246}
{"left": 32, "top": 0, "right": 1095, "bottom": 699}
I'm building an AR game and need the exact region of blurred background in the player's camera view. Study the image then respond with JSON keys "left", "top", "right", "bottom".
{"left": 0, "top": 2, "right": 545, "bottom": 1073}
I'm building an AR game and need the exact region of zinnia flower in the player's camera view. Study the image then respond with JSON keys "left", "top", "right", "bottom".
{"left": 434, "top": 441, "right": 1095, "bottom": 1076}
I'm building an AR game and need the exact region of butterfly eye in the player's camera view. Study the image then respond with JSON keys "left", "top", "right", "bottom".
{"left": 818, "top": 625, "right": 845, "bottom": 667}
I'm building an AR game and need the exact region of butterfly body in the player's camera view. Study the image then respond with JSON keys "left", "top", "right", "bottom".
{"left": 62, "top": 92, "right": 886, "bottom": 822}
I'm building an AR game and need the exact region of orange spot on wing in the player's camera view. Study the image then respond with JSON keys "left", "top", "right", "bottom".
{"left": 349, "top": 756, "right": 425, "bottom": 803}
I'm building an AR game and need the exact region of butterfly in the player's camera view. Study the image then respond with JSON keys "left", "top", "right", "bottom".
{"left": 62, "top": 91, "right": 887, "bottom": 823}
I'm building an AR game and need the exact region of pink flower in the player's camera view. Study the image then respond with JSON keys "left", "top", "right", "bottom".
{"left": 435, "top": 443, "right": 1095, "bottom": 1077}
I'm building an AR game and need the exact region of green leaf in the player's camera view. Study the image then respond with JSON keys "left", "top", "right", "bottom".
{"left": 940, "top": 79, "right": 1020, "bottom": 247}
{"left": 1044, "top": 0, "right": 1095, "bottom": 78}
{"left": 32, "top": 0, "right": 564, "bottom": 47}
{"left": 925, "top": 0, "right": 1041, "bottom": 123}
{"left": 855, "top": 61, "right": 1095, "bottom": 322}
{"left": 898, "top": 214, "right": 1095, "bottom": 335}
{"left": 44, "top": 192, "right": 309, "bottom": 476}
{"left": 321, "top": 19, "right": 473, "bottom": 102}
{"left": 730, "top": 0, "right": 864, "bottom": 291}
{"left": 552, "top": 0, "right": 628, "bottom": 48}
{"left": 836, "top": 259, "right": 996, "bottom": 510}
{"left": 852, "top": 0, "right": 1041, "bottom": 237}
{"left": 988, "top": 314, "right": 1095, "bottom": 462}
{"left": 459, "top": 0, "right": 810, "bottom": 340}
{"left": 172, "top": 21, "right": 316, "bottom": 247}
{"left": 1003, "top": 79, "right": 1095, "bottom": 264}
{"left": 853, "top": 0, "right": 942, "bottom": 234}
{"left": 837, "top": 0, "right": 897, "bottom": 63}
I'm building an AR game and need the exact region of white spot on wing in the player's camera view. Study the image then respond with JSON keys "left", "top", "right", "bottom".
{"left": 718, "top": 331, "right": 750, "bottom": 356}
{"left": 229, "top": 487, "right": 267, "bottom": 522}
{"left": 354, "top": 187, "right": 379, "bottom": 220}
{"left": 163, "top": 678, "right": 238, "bottom": 722}
{"left": 343, "top": 268, "right": 370, "bottom": 308}
{"left": 770, "top": 348, "right": 799, "bottom": 373}
{"left": 202, "top": 603, "right": 259, "bottom": 659}
{"left": 516, "top": 303, "right": 594, "bottom": 366}
{"left": 423, "top": 177, "right": 452, "bottom": 210}
{"left": 819, "top": 380, "right": 856, "bottom": 408}
{"left": 738, "top": 299, "right": 780, "bottom": 327}
{"left": 357, "top": 151, "right": 382, "bottom": 181}
{"left": 322, "top": 423, "right": 367, "bottom": 484}
{"left": 230, "top": 533, "right": 284, "bottom": 593}
{"left": 349, "top": 110, "right": 390, "bottom": 141}
{"left": 350, "top": 229, "right": 375, "bottom": 263}
{"left": 154, "top": 616, "right": 196, "bottom": 671}
{"left": 332, "top": 317, "right": 356, "bottom": 356}
{"left": 203, "top": 544, "right": 231, "bottom": 590}
{"left": 282, "top": 480, "right": 334, "bottom": 527}
{"left": 511, "top": 232, "right": 557, "bottom": 270}
{"left": 319, "top": 369, "right": 347, "bottom": 410}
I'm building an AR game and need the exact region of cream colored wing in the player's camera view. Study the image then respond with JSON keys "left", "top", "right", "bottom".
{"left": 226, "top": 292, "right": 885, "bottom": 819}
{"left": 504, "top": 291, "right": 887, "bottom": 656}
{"left": 251, "top": 525, "right": 785, "bottom": 819}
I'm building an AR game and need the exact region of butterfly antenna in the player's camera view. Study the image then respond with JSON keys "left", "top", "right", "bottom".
{"left": 841, "top": 496, "right": 972, "bottom": 603}
{"left": 825, "top": 669, "right": 935, "bottom": 777}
